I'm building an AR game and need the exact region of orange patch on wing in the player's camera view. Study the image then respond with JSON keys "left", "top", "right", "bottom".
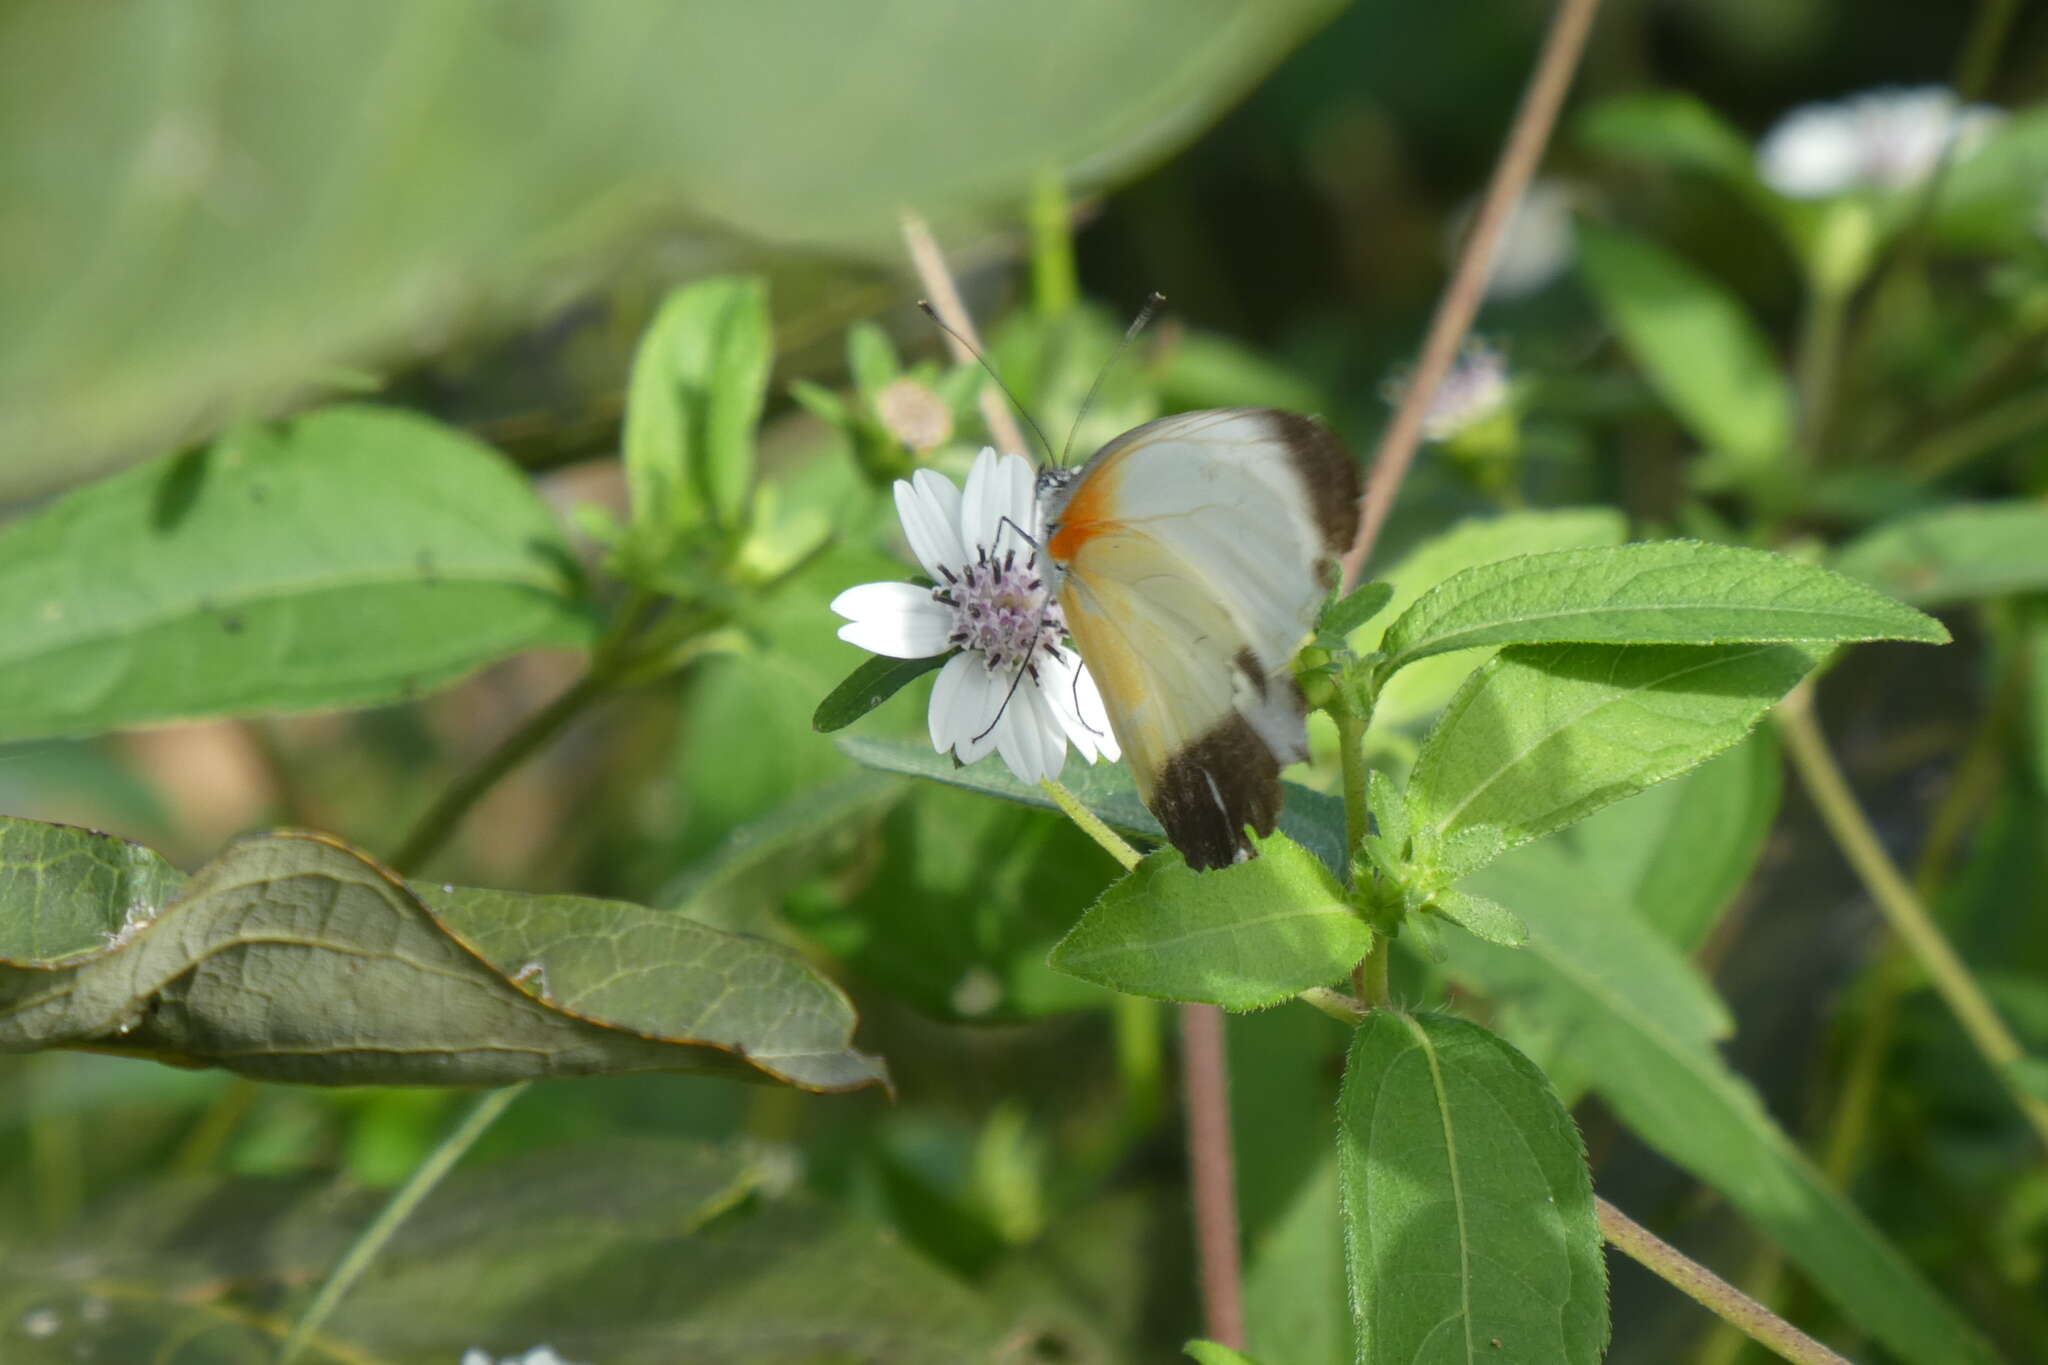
{"left": 1047, "top": 461, "right": 1123, "bottom": 561}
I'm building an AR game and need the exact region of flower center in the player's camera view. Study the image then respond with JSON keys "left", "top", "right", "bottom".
{"left": 935, "top": 545, "right": 1065, "bottom": 676}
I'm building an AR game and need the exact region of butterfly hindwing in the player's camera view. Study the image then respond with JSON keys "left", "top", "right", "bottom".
{"left": 1049, "top": 409, "right": 1360, "bottom": 869}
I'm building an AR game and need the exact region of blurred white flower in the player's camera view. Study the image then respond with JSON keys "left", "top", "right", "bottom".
{"left": 1478, "top": 179, "right": 1578, "bottom": 299}
{"left": 830, "top": 448, "right": 1118, "bottom": 785}
{"left": 1385, "top": 342, "right": 1512, "bottom": 443}
{"left": 460, "top": 1348, "right": 584, "bottom": 1365}
{"left": 1757, "top": 86, "right": 2004, "bottom": 198}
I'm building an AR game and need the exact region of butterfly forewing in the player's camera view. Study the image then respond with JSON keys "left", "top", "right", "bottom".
{"left": 1048, "top": 408, "right": 1359, "bottom": 869}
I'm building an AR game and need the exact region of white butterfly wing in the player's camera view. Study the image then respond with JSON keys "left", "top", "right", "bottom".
{"left": 1049, "top": 408, "right": 1358, "bottom": 868}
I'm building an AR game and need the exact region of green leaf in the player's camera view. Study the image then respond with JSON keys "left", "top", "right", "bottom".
{"left": 847, "top": 320, "right": 903, "bottom": 395}
{"left": 0, "top": 821, "right": 886, "bottom": 1092}
{"left": 1575, "top": 90, "right": 1760, "bottom": 186}
{"left": 1187, "top": 1343, "right": 1267, "bottom": 1365}
{"left": 1245, "top": 1154, "right": 1350, "bottom": 1365}
{"left": 1, "top": 0, "right": 1343, "bottom": 498}
{"left": 838, "top": 734, "right": 1351, "bottom": 877}
{"left": 1338, "top": 1011, "right": 1607, "bottom": 1365}
{"left": 814, "top": 650, "right": 952, "bottom": 732}
{"left": 1368, "top": 509, "right": 1628, "bottom": 729}
{"left": 0, "top": 406, "right": 593, "bottom": 743}
{"left": 1577, "top": 223, "right": 1794, "bottom": 474}
{"left": 1049, "top": 834, "right": 1369, "bottom": 1009}
{"left": 1407, "top": 641, "right": 1822, "bottom": 859}
{"left": 1432, "top": 888, "right": 1526, "bottom": 947}
{"left": 0, "top": 1138, "right": 1032, "bottom": 1364}
{"left": 1546, "top": 730, "right": 1779, "bottom": 952}
{"left": 1451, "top": 846, "right": 2001, "bottom": 1365}
{"left": 1379, "top": 540, "right": 1946, "bottom": 673}
{"left": 1933, "top": 106, "right": 2048, "bottom": 252}
{"left": 1366, "top": 768, "right": 1408, "bottom": 852}
{"left": 1458, "top": 835, "right": 1732, "bottom": 1106}
{"left": 624, "top": 276, "right": 772, "bottom": 541}
{"left": 1319, "top": 580, "right": 1394, "bottom": 638}
{"left": 1427, "top": 824, "right": 1507, "bottom": 884}
{"left": 1835, "top": 501, "right": 2048, "bottom": 606}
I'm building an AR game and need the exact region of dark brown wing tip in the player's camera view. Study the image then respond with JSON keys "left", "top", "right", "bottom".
{"left": 1262, "top": 410, "right": 1362, "bottom": 559}
{"left": 1152, "top": 714, "right": 1283, "bottom": 871}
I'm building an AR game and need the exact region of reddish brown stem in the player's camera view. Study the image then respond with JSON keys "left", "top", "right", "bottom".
{"left": 1340, "top": 0, "right": 1605, "bottom": 588}
{"left": 1180, "top": 1001, "right": 1246, "bottom": 1348}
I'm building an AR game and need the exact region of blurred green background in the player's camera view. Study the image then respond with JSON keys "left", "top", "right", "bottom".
{"left": 3, "top": 0, "right": 2046, "bottom": 1361}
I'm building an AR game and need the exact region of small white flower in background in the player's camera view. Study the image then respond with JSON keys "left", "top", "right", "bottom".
{"left": 460, "top": 1348, "right": 583, "bottom": 1365}
{"left": 1757, "top": 85, "right": 2004, "bottom": 199}
{"left": 1385, "top": 342, "right": 1512, "bottom": 443}
{"left": 831, "top": 447, "right": 1119, "bottom": 785}
{"left": 1475, "top": 179, "right": 1578, "bottom": 300}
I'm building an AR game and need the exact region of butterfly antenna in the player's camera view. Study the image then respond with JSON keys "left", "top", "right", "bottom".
{"left": 1059, "top": 291, "right": 1165, "bottom": 468}
{"left": 916, "top": 300, "right": 1056, "bottom": 464}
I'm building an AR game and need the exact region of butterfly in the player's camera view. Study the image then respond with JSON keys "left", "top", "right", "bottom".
{"left": 1036, "top": 408, "right": 1361, "bottom": 870}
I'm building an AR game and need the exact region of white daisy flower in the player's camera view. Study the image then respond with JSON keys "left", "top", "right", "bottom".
{"left": 1384, "top": 342, "right": 1512, "bottom": 443}
{"left": 830, "top": 447, "right": 1119, "bottom": 785}
{"left": 1757, "top": 85, "right": 2004, "bottom": 199}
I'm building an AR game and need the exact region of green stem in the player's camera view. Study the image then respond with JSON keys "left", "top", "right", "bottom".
{"left": 1356, "top": 935, "right": 1392, "bottom": 1011}
{"left": 1114, "top": 993, "right": 1165, "bottom": 1136}
{"left": 1335, "top": 704, "right": 1371, "bottom": 861}
{"left": 1028, "top": 166, "right": 1077, "bottom": 320}
{"left": 388, "top": 673, "right": 607, "bottom": 872}
{"left": 1775, "top": 687, "right": 2048, "bottom": 1156}
{"left": 28, "top": 1056, "right": 82, "bottom": 1233}
{"left": 1822, "top": 639, "right": 2016, "bottom": 1188}
{"left": 277, "top": 1083, "right": 528, "bottom": 1365}
{"left": 1599, "top": 1197, "right": 1852, "bottom": 1365}
{"left": 172, "top": 1076, "right": 261, "bottom": 1177}
{"left": 1839, "top": 0, "right": 2018, "bottom": 411}
{"left": 1794, "top": 284, "right": 1850, "bottom": 467}
{"left": 1954, "top": 0, "right": 2021, "bottom": 101}
{"left": 1903, "top": 386, "right": 2048, "bottom": 483}
{"left": 1038, "top": 777, "right": 1141, "bottom": 871}
{"left": 391, "top": 590, "right": 669, "bottom": 873}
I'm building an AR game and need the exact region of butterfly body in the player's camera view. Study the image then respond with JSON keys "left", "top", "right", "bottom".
{"left": 1040, "top": 408, "right": 1360, "bottom": 869}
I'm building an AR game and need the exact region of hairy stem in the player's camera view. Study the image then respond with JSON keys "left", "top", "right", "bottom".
{"left": 1599, "top": 1197, "right": 1853, "bottom": 1365}
{"left": 1341, "top": 0, "right": 1604, "bottom": 587}
{"left": 278, "top": 1083, "right": 529, "bottom": 1365}
{"left": 1336, "top": 703, "right": 1371, "bottom": 861}
{"left": 1775, "top": 686, "right": 2048, "bottom": 1155}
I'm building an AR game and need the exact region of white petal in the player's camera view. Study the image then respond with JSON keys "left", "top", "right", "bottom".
{"left": 928, "top": 651, "right": 1006, "bottom": 763}
{"left": 831, "top": 582, "right": 953, "bottom": 658}
{"left": 1068, "top": 660, "right": 1121, "bottom": 762}
{"left": 893, "top": 470, "right": 965, "bottom": 579}
{"left": 996, "top": 681, "right": 1067, "bottom": 785}
{"left": 1758, "top": 107, "right": 1861, "bottom": 197}
{"left": 960, "top": 448, "right": 1039, "bottom": 559}
{"left": 1035, "top": 651, "right": 1115, "bottom": 763}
